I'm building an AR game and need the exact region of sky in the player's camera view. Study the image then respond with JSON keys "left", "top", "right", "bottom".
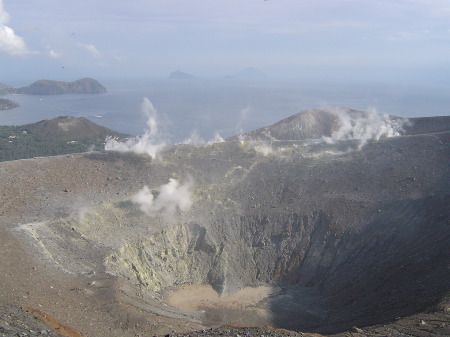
{"left": 0, "top": 0, "right": 449, "bottom": 83}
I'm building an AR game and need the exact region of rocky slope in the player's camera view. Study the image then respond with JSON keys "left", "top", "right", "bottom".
{"left": 0, "top": 109, "right": 448, "bottom": 336}
{"left": 0, "top": 302, "right": 64, "bottom": 337}
{"left": 232, "top": 108, "right": 450, "bottom": 142}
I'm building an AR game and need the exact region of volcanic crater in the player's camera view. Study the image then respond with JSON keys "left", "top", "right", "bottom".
{"left": 0, "top": 109, "right": 449, "bottom": 337}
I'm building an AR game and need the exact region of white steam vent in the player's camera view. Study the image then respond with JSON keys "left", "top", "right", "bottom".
{"left": 323, "top": 109, "right": 409, "bottom": 150}
{"left": 105, "top": 97, "right": 167, "bottom": 158}
{"left": 182, "top": 130, "right": 225, "bottom": 145}
{"left": 131, "top": 178, "right": 193, "bottom": 217}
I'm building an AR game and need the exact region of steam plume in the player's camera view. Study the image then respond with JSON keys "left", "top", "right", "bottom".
{"left": 182, "top": 130, "right": 204, "bottom": 145}
{"left": 236, "top": 105, "right": 252, "bottom": 138}
{"left": 323, "top": 109, "right": 409, "bottom": 150}
{"left": 252, "top": 141, "right": 274, "bottom": 156}
{"left": 182, "top": 131, "right": 225, "bottom": 145}
{"left": 131, "top": 178, "right": 193, "bottom": 217}
{"left": 105, "top": 97, "right": 167, "bottom": 158}
{"left": 208, "top": 132, "right": 225, "bottom": 144}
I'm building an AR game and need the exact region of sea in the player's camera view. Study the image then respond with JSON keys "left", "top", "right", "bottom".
{"left": 1, "top": 78, "right": 448, "bottom": 143}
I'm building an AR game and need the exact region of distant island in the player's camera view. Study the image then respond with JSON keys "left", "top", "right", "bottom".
{"left": 0, "top": 82, "right": 17, "bottom": 95}
{"left": 0, "top": 82, "right": 14, "bottom": 90}
{"left": 0, "top": 116, "right": 129, "bottom": 161}
{"left": 0, "top": 78, "right": 107, "bottom": 95}
{"left": 0, "top": 98, "right": 19, "bottom": 110}
{"left": 168, "top": 71, "right": 196, "bottom": 79}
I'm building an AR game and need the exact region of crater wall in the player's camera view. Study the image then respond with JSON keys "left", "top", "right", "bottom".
{"left": 4, "top": 130, "right": 449, "bottom": 334}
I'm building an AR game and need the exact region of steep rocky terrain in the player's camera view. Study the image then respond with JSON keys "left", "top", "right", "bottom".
{"left": 0, "top": 109, "right": 448, "bottom": 336}
{"left": 232, "top": 108, "right": 450, "bottom": 142}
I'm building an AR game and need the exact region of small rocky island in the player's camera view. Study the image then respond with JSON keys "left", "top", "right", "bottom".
{"left": 168, "top": 70, "right": 196, "bottom": 79}
{"left": 0, "top": 78, "right": 107, "bottom": 95}
{"left": 0, "top": 98, "right": 19, "bottom": 110}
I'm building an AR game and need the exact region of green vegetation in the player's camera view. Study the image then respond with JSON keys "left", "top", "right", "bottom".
{"left": 0, "top": 117, "right": 130, "bottom": 162}
{"left": 0, "top": 125, "right": 100, "bottom": 161}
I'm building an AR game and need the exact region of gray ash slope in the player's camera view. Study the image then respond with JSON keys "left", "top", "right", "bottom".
{"left": 0, "top": 108, "right": 448, "bottom": 336}
{"left": 231, "top": 107, "right": 450, "bottom": 141}
{"left": 0, "top": 303, "right": 62, "bottom": 337}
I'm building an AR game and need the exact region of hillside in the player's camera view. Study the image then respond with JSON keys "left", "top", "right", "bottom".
{"left": 233, "top": 107, "right": 450, "bottom": 142}
{"left": 3, "top": 78, "right": 108, "bottom": 95}
{"left": 0, "top": 116, "right": 129, "bottom": 161}
{"left": 0, "top": 98, "right": 19, "bottom": 110}
{"left": 0, "top": 109, "right": 448, "bottom": 337}
{"left": 0, "top": 82, "right": 14, "bottom": 90}
{"left": 0, "top": 82, "right": 18, "bottom": 95}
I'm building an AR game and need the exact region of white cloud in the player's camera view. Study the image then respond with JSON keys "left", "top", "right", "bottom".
{"left": 0, "top": 0, "right": 32, "bottom": 56}
{"left": 0, "top": 0, "right": 447, "bottom": 78}
{"left": 0, "top": 25, "right": 29, "bottom": 56}
{"left": 79, "top": 43, "right": 101, "bottom": 58}
{"left": 48, "top": 48, "right": 62, "bottom": 58}
{"left": 0, "top": 0, "right": 10, "bottom": 25}
{"left": 113, "top": 54, "right": 123, "bottom": 61}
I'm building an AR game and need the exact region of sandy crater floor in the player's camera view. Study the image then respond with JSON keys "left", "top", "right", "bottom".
{"left": 165, "top": 284, "right": 280, "bottom": 326}
{"left": 164, "top": 283, "right": 327, "bottom": 329}
{"left": 166, "top": 284, "right": 280, "bottom": 311}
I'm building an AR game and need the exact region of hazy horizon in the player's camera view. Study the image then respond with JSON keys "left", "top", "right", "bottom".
{"left": 0, "top": 0, "right": 448, "bottom": 87}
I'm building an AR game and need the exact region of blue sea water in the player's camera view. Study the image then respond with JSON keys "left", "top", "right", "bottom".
{"left": 1, "top": 78, "right": 448, "bottom": 143}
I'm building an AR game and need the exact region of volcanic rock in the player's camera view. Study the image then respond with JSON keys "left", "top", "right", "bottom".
{"left": 232, "top": 108, "right": 450, "bottom": 142}
{"left": 0, "top": 109, "right": 448, "bottom": 337}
